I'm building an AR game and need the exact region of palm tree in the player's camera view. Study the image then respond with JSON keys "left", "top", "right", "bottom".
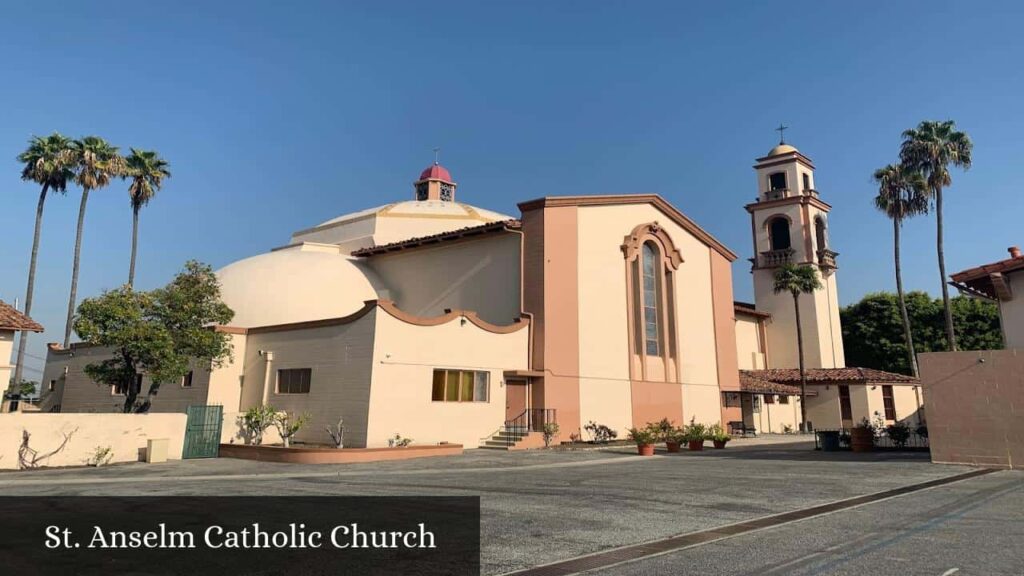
{"left": 12, "top": 133, "right": 77, "bottom": 385}
{"left": 900, "top": 121, "right": 973, "bottom": 351}
{"left": 874, "top": 164, "right": 929, "bottom": 377}
{"left": 773, "top": 263, "right": 823, "bottom": 432}
{"left": 124, "top": 149, "right": 171, "bottom": 287}
{"left": 63, "top": 136, "right": 125, "bottom": 347}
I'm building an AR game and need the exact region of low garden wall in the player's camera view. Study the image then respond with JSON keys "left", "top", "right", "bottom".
{"left": 0, "top": 413, "right": 186, "bottom": 470}
{"left": 218, "top": 443, "right": 463, "bottom": 464}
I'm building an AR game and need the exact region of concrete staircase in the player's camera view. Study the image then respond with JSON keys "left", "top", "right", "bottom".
{"left": 479, "top": 426, "right": 546, "bottom": 450}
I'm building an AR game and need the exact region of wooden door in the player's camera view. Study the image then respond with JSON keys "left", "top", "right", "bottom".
{"left": 505, "top": 379, "right": 528, "bottom": 422}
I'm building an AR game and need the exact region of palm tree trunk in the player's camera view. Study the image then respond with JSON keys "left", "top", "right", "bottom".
{"left": 63, "top": 188, "right": 90, "bottom": 348}
{"left": 935, "top": 186, "right": 957, "bottom": 351}
{"left": 894, "top": 218, "right": 919, "bottom": 377}
{"left": 128, "top": 205, "right": 139, "bottom": 288}
{"left": 12, "top": 183, "right": 50, "bottom": 387}
{"left": 793, "top": 292, "right": 808, "bottom": 432}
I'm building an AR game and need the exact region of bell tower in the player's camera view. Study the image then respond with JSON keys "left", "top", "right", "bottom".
{"left": 746, "top": 140, "right": 845, "bottom": 369}
{"left": 413, "top": 162, "right": 457, "bottom": 202}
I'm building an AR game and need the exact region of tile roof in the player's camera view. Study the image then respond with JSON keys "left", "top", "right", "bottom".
{"left": 742, "top": 367, "right": 917, "bottom": 385}
{"left": 950, "top": 248, "right": 1024, "bottom": 283}
{"left": 0, "top": 300, "right": 43, "bottom": 332}
{"left": 950, "top": 247, "right": 1024, "bottom": 300}
{"left": 351, "top": 219, "right": 521, "bottom": 257}
{"left": 734, "top": 301, "right": 771, "bottom": 319}
{"left": 738, "top": 371, "right": 801, "bottom": 395}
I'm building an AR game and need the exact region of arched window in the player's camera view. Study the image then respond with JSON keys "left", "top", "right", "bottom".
{"left": 815, "top": 217, "right": 828, "bottom": 251}
{"left": 642, "top": 242, "right": 662, "bottom": 356}
{"left": 768, "top": 217, "right": 791, "bottom": 251}
{"left": 622, "top": 223, "right": 682, "bottom": 382}
{"left": 768, "top": 172, "right": 787, "bottom": 191}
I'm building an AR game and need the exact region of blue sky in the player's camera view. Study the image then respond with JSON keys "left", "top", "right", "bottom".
{"left": 3, "top": 1, "right": 1023, "bottom": 379}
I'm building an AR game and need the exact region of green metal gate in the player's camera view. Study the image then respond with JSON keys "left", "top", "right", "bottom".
{"left": 182, "top": 405, "right": 224, "bottom": 459}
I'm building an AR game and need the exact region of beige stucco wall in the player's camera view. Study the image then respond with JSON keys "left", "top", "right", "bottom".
{"left": 39, "top": 336, "right": 245, "bottom": 415}
{"left": 365, "top": 233, "right": 522, "bottom": 326}
{"left": 805, "top": 386, "right": 842, "bottom": 429}
{"left": 365, "top": 309, "right": 529, "bottom": 448}
{"left": 999, "top": 270, "right": 1024, "bottom": 349}
{"left": 751, "top": 395, "right": 801, "bottom": 433}
{"left": 575, "top": 204, "right": 724, "bottom": 427}
{"left": 0, "top": 413, "right": 186, "bottom": 469}
{"left": 239, "top": 311, "right": 378, "bottom": 448}
{"left": 735, "top": 316, "right": 766, "bottom": 370}
{"left": 0, "top": 330, "right": 13, "bottom": 390}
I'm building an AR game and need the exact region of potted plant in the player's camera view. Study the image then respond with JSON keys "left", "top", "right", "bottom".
{"left": 627, "top": 426, "right": 658, "bottom": 456}
{"left": 708, "top": 423, "right": 731, "bottom": 449}
{"left": 665, "top": 427, "right": 684, "bottom": 453}
{"left": 653, "top": 418, "right": 680, "bottom": 452}
{"left": 850, "top": 418, "right": 875, "bottom": 452}
{"left": 684, "top": 421, "right": 707, "bottom": 451}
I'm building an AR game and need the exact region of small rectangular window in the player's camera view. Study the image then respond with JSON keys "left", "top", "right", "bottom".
{"left": 181, "top": 371, "right": 193, "bottom": 388}
{"left": 277, "top": 368, "right": 312, "bottom": 394}
{"left": 432, "top": 369, "right": 489, "bottom": 403}
{"left": 802, "top": 173, "right": 810, "bottom": 191}
{"left": 722, "top": 393, "right": 741, "bottom": 408}
{"left": 48, "top": 380, "right": 56, "bottom": 392}
{"left": 882, "top": 385, "right": 896, "bottom": 420}
{"left": 764, "top": 394, "right": 775, "bottom": 404}
{"left": 839, "top": 385, "right": 853, "bottom": 420}
{"left": 768, "top": 172, "right": 787, "bottom": 191}
{"left": 779, "top": 395, "right": 789, "bottom": 405}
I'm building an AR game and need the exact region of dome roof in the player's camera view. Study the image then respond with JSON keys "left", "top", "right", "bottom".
{"left": 216, "top": 247, "right": 383, "bottom": 328}
{"left": 767, "top": 143, "right": 798, "bottom": 156}
{"left": 418, "top": 163, "right": 452, "bottom": 182}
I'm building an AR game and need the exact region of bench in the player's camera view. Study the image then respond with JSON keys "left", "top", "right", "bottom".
{"left": 728, "top": 421, "right": 757, "bottom": 437}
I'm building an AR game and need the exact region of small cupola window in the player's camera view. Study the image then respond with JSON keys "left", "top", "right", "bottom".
{"left": 412, "top": 161, "right": 457, "bottom": 202}
{"left": 768, "top": 172, "right": 787, "bottom": 191}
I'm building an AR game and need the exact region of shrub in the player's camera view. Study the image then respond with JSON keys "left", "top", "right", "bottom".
{"left": 627, "top": 426, "right": 657, "bottom": 446}
{"left": 682, "top": 421, "right": 708, "bottom": 442}
{"left": 272, "top": 411, "right": 310, "bottom": 448}
{"left": 388, "top": 434, "right": 413, "bottom": 448}
{"left": 652, "top": 418, "right": 675, "bottom": 442}
{"left": 542, "top": 422, "right": 560, "bottom": 448}
{"left": 584, "top": 421, "right": 618, "bottom": 443}
{"left": 87, "top": 445, "right": 114, "bottom": 467}
{"left": 240, "top": 405, "right": 276, "bottom": 445}
{"left": 886, "top": 421, "right": 911, "bottom": 448}
{"left": 708, "top": 423, "right": 731, "bottom": 443}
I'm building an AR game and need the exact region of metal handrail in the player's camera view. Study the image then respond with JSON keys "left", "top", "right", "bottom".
{"left": 502, "top": 408, "right": 557, "bottom": 448}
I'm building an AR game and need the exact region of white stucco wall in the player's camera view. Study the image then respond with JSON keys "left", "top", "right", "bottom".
{"left": 365, "top": 233, "right": 522, "bottom": 326}
{"left": 0, "top": 413, "right": 186, "bottom": 469}
{"left": 366, "top": 310, "right": 529, "bottom": 448}
{"left": 999, "top": 270, "right": 1024, "bottom": 349}
{"left": 0, "top": 330, "right": 13, "bottom": 391}
{"left": 735, "top": 316, "right": 766, "bottom": 370}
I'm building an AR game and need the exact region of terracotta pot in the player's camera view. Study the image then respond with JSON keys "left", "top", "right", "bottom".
{"left": 666, "top": 441, "right": 681, "bottom": 453}
{"left": 687, "top": 440, "right": 704, "bottom": 451}
{"left": 713, "top": 440, "right": 728, "bottom": 449}
{"left": 850, "top": 428, "right": 874, "bottom": 452}
{"left": 637, "top": 444, "right": 655, "bottom": 456}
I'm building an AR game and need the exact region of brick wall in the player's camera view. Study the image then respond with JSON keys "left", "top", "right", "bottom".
{"left": 920, "top": 349, "right": 1024, "bottom": 469}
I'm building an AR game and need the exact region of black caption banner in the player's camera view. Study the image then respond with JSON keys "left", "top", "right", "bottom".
{"left": 0, "top": 496, "right": 480, "bottom": 575}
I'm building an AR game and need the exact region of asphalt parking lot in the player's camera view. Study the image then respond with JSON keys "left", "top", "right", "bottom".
{"left": 4, "top": 438, "right": 1020, "bottom": 575}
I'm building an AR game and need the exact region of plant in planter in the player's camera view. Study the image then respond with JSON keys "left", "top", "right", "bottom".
{"left": 708, "top": 423, "right": 731, "bottom": 449}
{"left": 325, "top": 417, "right": 345, "bottom": 449}
{"left": 542, "top": 422, "right": 560, "bottom": 448}
{"left": 627, "top": 425, "right": 658, "bottom": 456}
{"left": 652, "top": 418, "right": 680, "bottom": 452}
{"left": 681, "top": 421, "right": 708, "bottom": 451}
{"left": 665, "top": 427, "right": 686, "bottom": 453}
{"left": 850, "top": 417, "right": 876, "bottom": 452}
{"left": 240, "top": 405, "right": 277, "bottom": 445}
{"left": 272, "top": 411, "right": 310, "bottom": 448}
{"left": 388, "top": 434, "right": 413, "bottom": 448}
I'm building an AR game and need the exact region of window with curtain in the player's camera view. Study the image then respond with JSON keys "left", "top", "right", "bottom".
{"left": 431, "top": 369, "right": 489, "bottom": 403}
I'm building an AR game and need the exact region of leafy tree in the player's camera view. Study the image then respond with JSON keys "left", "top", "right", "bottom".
{"left": 842, "top": 291, "right": 1002, "bottom": 374}
{"left": 13, "top": 133, "right": 77, "bottom": 386}
{"left": 64, "top": 136, "right": 126, "bottom": 347}
{"left": 73, "top": 261, "right": 234, "bottom": 413}
{"left": 773, "top": 264, "right": 822, "bottom": 432}
{"left": 873, "top": 163, "right": 928, "bottom": 377}
{"left": 124, "top": 149, "right": 171, "bottom": 287}
{"left": 900, "top": 120, "right": 973, "bottom": 351}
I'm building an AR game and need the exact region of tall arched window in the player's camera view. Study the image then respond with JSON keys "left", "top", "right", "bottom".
{"left": 622, "top": 223, "right": 682, "bottom": 383}
{"left": 642, "top": 242, "right": 662, "bottom": 356}
{"left": 815, "top": 216, "right": 828, "bottom": 251}
{"left": 768, "top": 217, "right": 791, "bottom": 251}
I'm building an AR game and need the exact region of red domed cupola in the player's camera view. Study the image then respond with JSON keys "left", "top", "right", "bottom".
{"left": 413, "top": 161, "right": 457, "bottom": 202}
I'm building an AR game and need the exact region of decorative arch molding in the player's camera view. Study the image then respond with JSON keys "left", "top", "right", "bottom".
{"left": 620, "top": 222, "right": 683, "bottom": 269}
{"left": 222, "top": 300, "right": 530, "bottom": 335}
{"left": 376, "top": 300, "right": 530, "bottom": 334}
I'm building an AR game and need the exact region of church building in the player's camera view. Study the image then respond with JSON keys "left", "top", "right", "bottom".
{"left": 41, "top": 142, "right": 923, "bottom": 447}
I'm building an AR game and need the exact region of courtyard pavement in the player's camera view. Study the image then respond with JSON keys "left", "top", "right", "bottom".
{"left": 4, "top": 437, "right": 1018, "bottom": 575}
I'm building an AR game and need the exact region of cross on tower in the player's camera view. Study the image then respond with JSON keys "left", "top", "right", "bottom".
{"left": 775, "top": 124, "right": 788, "bottom": 145}
{"left": 433, "top": 147, "right": 441, "bottom": 165}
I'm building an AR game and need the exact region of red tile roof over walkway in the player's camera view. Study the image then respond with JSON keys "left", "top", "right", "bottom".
{"left": 0, "top": 300, "right": 43, "bottom": 332}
